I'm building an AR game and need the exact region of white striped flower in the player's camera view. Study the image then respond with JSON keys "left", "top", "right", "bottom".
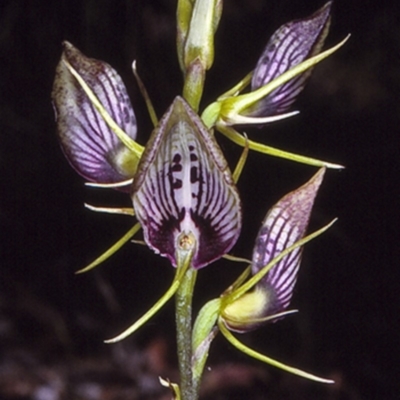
{"left": 52, "top": 42, "right": 142, "bottom": 190}
{"left": 222, "top": 168, "right": 325, "bottom": 332}
{"left": 201, "top": 2, "right": 344, "bottom": 129}
{"left": 132, "top": 96, "right": 241, "bottom": 269}
{"left": 246, "top": 1, "right": 332, "bottom": 118}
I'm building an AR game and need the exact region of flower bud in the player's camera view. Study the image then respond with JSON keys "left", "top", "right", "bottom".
{"left": 182, "top": 0, "right": 222, "bottom": 71}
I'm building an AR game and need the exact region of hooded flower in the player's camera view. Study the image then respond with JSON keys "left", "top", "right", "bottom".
{"left": 52, "top": 42, "right": 142, "bottom": 189}
{"left": 222, "top": 168, "right": 325, "bottom": 332}
{"left": 132, "top": 96, "right": 242, "bottom": 269}
{"left": 201, "top": 1, "right": 345, "bottom": 129}
{"left": 102, "top": 96, "right": 242, "bottom": 343}
{"left": 192, "top": 168, "right": 334, "bottom": 383}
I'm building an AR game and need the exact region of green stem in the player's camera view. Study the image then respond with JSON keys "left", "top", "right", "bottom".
{"left": 175, "top": 266, "right": 198, "bottom": 400}
{"left": 183, "top": 58, "right": 206, "bottom": 112}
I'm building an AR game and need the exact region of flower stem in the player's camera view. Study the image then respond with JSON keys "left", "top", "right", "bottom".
{"left": 182, "top": 59, "right": 206, "bottom": 112}
{"left": 175, "top": 266, "right": 198, "bottom": 400}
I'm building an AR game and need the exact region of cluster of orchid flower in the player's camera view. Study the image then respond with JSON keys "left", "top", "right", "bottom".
{"left": 52, "top": 1, "right": 347, "bottom": 398}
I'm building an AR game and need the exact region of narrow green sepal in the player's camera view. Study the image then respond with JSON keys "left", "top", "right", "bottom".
{"left": 217, "top": 71, "right": 253, "bottom": 101}
{"left": 218, "top": 125, "right": 344, "bottom": 169}
{"left": 218, "top": 319, "right": 334, "bottom": 384}
{"left": 222, "top": 265, "right": 251, "bottom": 295}
{"left": 220, "top": 36, "right": 350, "bottom": 123}
{"left": 85, "top": 178, "right": 133, "bottom": 189}
{"left": 132, "top": 61, "right": 158, "bottom": 127}
{"left": 222, "top": 254, "right": 252, "bottom": 264}
{"left": 104, "top": 235, "right": 194, "bottom": 343}
{"left": 84, "top": 203, "right": 135, "bottom": 216}
{"left": 232, "top": 133, "right": 250, "bottom": 183}
{"left": 76, "top": 223, "right": 141, "bottom": 274}
{"left": 63, "top": 58, "right": 144, "bottom": 159}
{"left": 225, "top": 218, "right": 337, "bottom": 304}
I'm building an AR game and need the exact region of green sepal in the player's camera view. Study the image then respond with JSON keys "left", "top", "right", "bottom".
{"left": 218, "top": 318, "right": 334, "bottom": 383}
{"left": 63, "top": 58, "right": 144, "bottom": 159}
{"left": 217, "top": 125, "right": 344, "bottom": 169}
{"left": 84, "top": 203, "right": 135, "bottom": 216}
{"left": 76, "top": 223, "right": 141, "bottom": 274}
{"left": 222, "top": 219, "right": 337, "bottom": 307}
{"left": 218, "top": 71, "right": 253, "bottom": 101}
{"left": 132, "top": 61, "right": 158, "bottom": 127}
{"left": 219, "top": 36, "right": 350, "bottom": 124}
{"left": 202, "top": 36, "right": 349, "bottom": 129}
{"left": 231, "top": 133, "right": 249, "bottom": 183}
{"left": 201, "top": 101, "right": 221, "bottom": 129}
{"left": 104, "top": 235, "right": 194, "bottom": 343}
{"left": 222, "top": 254, "right": 252, "bottom": 264}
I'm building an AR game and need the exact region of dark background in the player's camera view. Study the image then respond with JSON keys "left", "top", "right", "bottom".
{"left": 0, "top": 0, "right": 398, "bottom": 399}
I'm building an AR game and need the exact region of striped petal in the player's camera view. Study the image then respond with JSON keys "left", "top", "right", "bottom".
{"left": 132, "top": 96, "right": 242, "bottom": 269}
{"left": 251, "top": 168, "right": 325, "bottom": 317}
{"left": 52, "top": 41, "right": 138, "bottom": 186}
{"left": 248, "top": 2, "right": 331, "bottom": 117}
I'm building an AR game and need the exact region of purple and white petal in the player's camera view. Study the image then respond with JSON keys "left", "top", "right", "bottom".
{"left": 249, "top": 2, "right": 331, "bottom": 117}
{"left": 52, "top": 42, "right": 138, "bottom": 186}
{"left": 251, "top": 168, "right": 325, "bottom": 316}
{"left": 132, "top": 96, "right": 242, "bottom": 269}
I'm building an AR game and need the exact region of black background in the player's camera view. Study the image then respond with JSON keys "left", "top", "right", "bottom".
{"left": 0, "top": 0, "right": 398, "bottom": 399}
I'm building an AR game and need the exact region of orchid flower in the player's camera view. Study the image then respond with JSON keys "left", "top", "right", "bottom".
{"left": 221, "top": 168, "right": 327, "bottom": 332}
{"left": 192, "top": 168, "right": 336, "bottom": 384}
{"left": 52, "top": 42, "right": 143, "bottom": 190}
{"left": 132, "top": 96, "right": 241, "bottom": 270}
{"left": 101, "top": 96, "right": 242, "bottom": 344}
{"left": 201, "top": 1, "right": 349, "bottom": 169}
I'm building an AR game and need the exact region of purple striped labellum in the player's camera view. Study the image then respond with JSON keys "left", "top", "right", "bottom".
{"left": 132, "top": 96, "right": 242, "bottom": 269}
{"left": 222, "top": 168, "right": 325, "bottom": 332}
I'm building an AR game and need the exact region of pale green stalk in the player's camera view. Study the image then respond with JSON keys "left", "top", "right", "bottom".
{"left": 175, "top": 267, "right": 198, "bottom": 400}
